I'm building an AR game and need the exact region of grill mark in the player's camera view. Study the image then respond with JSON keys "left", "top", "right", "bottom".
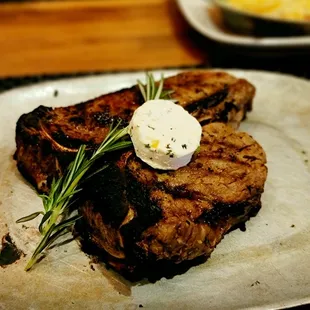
{"left": 215, "top": 101, "right": 239, "bottom": 123}
{"left": 160, "top": 143, "right": 261, "bottom": 200}
{"left": 159, "top": 160, "right": 261, "bottom": 201}
{"left": 199, "top": 139, "right": 261, "bottom": 160}
{"left": 200, "top": 101, "right": 239, "bottom": 126}
{"left": 196, "top": 195, "right": 262, "bottom": 227}
{"left": 196, "top": 152, "right": 257, "bottom": 167}
{"left": 200, "top": 140, "right": 251, "bottom": 149}
{"left": 185, "top": 88, "right": 229, "bottom": 113}
{"left": 158, "top": 183, "right": 196, "bottom": 200}
{"left": 172, "top": 162, "right": 248, "bottom": 177}
{"left": 160, "top": 173, "right": 248, "bottom": 201}
{"left": 158, "top": 174, "right": 241, "bottom": 200}
{"left": 243, "top": 155, "right": 259, "bottom": 161}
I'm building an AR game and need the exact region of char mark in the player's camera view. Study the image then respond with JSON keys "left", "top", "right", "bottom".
{"left": 51, "top": 129, "right": 94, "bottom": 149}
{"left": 200, "top": 101, "right": 239, "bottom": 126}
{"left": 121, "top": 169, "right": 163, "bottom": 243}
{"left": 92, "top": 112, "right": 128, "bottom": 127}
{"left": 81, "top": 163, "right": 129, "bottom": 227}
{"left": 186, "top": 88, "right": 228, "bottom": 113}
{"left": 92, "top": 111, "right": 114, "bottom": 126}
{"left": 69, "top": 116, "right": 85, "bottom": 125}
{"left": 196, "top": 197, "right": 262, "bottom": 227}
{"left": 16, "top": 106, "right": 52, "bottom": 133}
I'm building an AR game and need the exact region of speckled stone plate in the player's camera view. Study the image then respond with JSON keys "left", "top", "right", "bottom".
{"left": 0, "top": 70, "right": 310, "bottom": 310}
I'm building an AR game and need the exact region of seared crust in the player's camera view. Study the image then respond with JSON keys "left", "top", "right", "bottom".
{"left": 78, "top": 123, "right": 267, "bottom": 279}
{"left": 14, "top": 71, "right": 255, "bottom": 192}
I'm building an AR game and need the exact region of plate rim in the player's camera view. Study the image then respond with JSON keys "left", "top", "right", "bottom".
{"left": 0, "top": 68, "right": 310, "bottom": 102}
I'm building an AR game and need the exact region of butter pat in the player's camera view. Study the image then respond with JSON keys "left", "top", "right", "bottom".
{"left": 129, "top": 100, "right": 202, "bottom": 170}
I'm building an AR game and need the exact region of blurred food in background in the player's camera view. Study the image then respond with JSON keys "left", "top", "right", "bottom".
{"left": 224, "top": 0, "right": 310, "bottom": 22}
{"left": 213, "top": 0, "right": 310, "bottom": 36}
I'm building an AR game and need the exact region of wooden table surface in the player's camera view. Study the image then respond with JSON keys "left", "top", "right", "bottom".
{"left": 0, "top": 0, "right": 208, "bottom": 77}
{"left": 1, "top": 0, "right": 309, "bottom": 78}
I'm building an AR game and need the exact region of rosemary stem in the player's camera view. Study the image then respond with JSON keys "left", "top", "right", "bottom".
{"left": 42, "top": 209, "right": 60, "bottom": 235}
{"left": 25, "top": 244, "right": 44, "bottom": 271}
{"left": 25, "top": 254, "right": 37, "bottom": 271}
{"left": 25, "top": 224, "right": 56, "bottom": 271}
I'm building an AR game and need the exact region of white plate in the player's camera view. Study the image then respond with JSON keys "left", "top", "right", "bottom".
{"left": 1, "top": 70, "right": 310, "bottom": 309}
{"left": 177, "top": 0, "right": 310, "bottom": 47}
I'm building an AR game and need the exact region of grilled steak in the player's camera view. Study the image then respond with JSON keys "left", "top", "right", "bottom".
{"left": 14, "top": 71, "right": 267, "bottom": 280}
{"left": 77, "top": 122, "right": 267, "bottom": 280}
{"left": 14, "top": 71, "right": 255, "bottom": 193}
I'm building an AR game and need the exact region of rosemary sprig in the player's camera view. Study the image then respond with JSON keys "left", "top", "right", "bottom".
{"left": 137, "top": 72, "right": 174, "bottom": 102}
{"left": 16, "top": 72, "right": 171, "bottom": 271}
{"left": 17, "top": 123, "right": 131, "bottom": 271}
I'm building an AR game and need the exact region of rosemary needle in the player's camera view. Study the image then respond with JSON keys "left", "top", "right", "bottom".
{"left": 137, "top": 73, "right": 174, "bottom": 102}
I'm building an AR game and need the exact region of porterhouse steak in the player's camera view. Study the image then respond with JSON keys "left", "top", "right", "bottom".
{"left": 15, "top": 71, "right": 255, "bottom": 193}
{"left": 14, "top": 71, "right": 267, "bottom": 280}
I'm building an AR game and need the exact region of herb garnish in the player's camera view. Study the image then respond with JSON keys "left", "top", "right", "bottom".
{"left": 17, "top": 72, "right": 171, "bottom": 271}
{"left": 195, "top": 146, "right": 201, "bottom": 155}
{"left": 182, "top": 144, "right": 187, "bottom": 149}
{"left": 166, "top": 149, "right": 174, "bottom": 158}
{"left": 137, "top": 73, "right": 173, "bottom": 102}
{"left": 17, "top": 123, "right": 131, "bottom": 271}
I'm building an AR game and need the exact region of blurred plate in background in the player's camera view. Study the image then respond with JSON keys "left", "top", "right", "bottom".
{"left": 214, "top": 0, "right": 310, "bottom": 37}
{"left": 177, "top": 0, "right": 310, "bottom": 47}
